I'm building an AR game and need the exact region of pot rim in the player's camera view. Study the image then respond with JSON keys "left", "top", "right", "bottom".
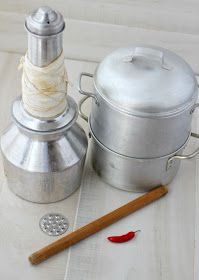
{"left": 89, "top": 121, "right": 190, "bottom": 160}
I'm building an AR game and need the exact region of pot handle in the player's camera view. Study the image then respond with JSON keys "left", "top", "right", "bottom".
{"left": 167, "top": 132, "right": 199, "bottom": 170}
{"left": 124, "top": 47, "right": 171, "bottom": 70}
{"left": 78, "top": 96, "right": 90, "bottom": 122}
{"left": 134, "top": 47, "right": 164, "bottom": 64}
{"left": 78, "top": 72, "right": 98, "bottom": 103}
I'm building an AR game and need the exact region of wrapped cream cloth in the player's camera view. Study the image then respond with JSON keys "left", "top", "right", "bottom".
{"left": 19, "top": 51, "right": 69, "bottom": 119}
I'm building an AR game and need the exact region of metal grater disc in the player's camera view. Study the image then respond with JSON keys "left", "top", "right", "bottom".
{"left": 39, "top": 213, "right": 69, "bottom": 236}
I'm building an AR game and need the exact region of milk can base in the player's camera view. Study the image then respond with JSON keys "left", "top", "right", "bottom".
{"left": 6, "top": 181, "right": 80, "bottom": 204}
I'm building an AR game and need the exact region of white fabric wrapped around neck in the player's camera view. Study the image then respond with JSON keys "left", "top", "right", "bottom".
{"left": 20, "top": 51, "right": 68, "bottom": 119}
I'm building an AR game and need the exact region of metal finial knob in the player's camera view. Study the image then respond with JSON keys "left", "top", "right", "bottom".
{"left": 25, "top": 6, "right": 65, "bottom": 36}
{"left": 25, "top": 6, "right": 65, "bottom": 67}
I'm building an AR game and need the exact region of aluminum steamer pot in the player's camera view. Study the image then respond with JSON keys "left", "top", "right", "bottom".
{"left": 78, "top": 46, "right": 199, "bottom": 158}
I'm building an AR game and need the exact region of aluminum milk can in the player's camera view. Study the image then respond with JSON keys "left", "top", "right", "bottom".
{"left": 1, "top": 7, "right": 88, "bottom": 203}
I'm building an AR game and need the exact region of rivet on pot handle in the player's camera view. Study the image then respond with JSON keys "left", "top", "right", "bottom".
{"left": 167, "top": 132, "right": 199, "bottom": 170}
{"left": 190, "top": 102, "right": 199, "bottom": 114}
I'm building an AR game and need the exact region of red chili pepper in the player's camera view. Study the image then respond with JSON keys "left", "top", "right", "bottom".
{"left": 107, "top": 230, "right": 140, "bottom": 243}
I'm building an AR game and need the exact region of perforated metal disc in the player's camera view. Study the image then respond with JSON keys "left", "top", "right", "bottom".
{"left": 39, "top": 213, "right": 69, "bottom": 236}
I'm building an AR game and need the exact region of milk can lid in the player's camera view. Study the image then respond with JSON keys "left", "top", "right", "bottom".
{"left": 25, "top": 6, "right": 65, "bottom": 36}
{"left": 94, "top": 46, "right": 198, "bottom": 117}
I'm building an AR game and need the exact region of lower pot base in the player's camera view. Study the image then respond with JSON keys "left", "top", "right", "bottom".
{"left": 90, "top": 134, "right": 183, "bottom": 192}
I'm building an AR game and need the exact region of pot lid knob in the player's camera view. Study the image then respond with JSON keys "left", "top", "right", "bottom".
{"left": 124, "top": 47, "right": 171, "bottom": 70}
{"left": 25, "top": 6, "right": 65, "bottom": 36}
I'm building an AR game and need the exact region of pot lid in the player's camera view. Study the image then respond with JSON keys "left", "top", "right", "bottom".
{"left": 94, "top": 46, "right": 198, "bottom": 117}
{"left": 25, "top": 6, "right": 65, "bottom": 36}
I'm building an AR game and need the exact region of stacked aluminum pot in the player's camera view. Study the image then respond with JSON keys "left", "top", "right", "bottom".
{"left": 78, "top": 46, "right": 199, "bottom": 192}
{"left": 1, "top": 7, "right": 88, "bottom": 203}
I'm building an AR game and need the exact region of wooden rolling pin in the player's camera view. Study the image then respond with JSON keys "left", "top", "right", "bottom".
{"left": 29, "top": 186, "right": 168, "bottom": 265}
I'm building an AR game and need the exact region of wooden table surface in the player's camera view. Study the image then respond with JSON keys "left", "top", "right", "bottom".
{"left": 0, "top": 2, "right": 199, "bottom": 279}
